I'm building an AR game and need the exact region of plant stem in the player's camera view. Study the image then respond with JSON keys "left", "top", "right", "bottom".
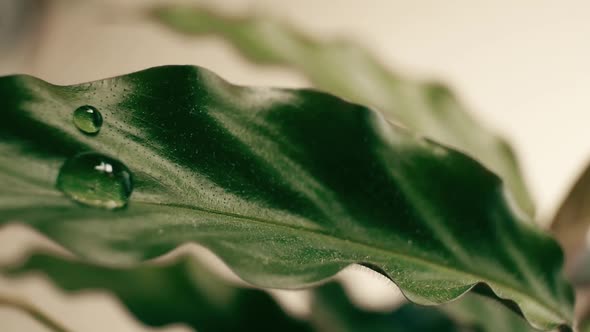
{"left": 0, "top": 293, "right": 72, "bottom": 332}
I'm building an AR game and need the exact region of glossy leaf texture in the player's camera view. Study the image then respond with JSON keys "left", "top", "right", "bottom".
{"left": 3, "top": 252, "right": 535, "bottom": 332}
{"left": 152, "top": 5, "right": 534, "bottom": 217}
{"left": 0, "top": 66, "right": 573, "bottom": 330}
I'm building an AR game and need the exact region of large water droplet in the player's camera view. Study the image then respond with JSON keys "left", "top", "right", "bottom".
{"left": 57, "top": 152, "right": 133, "bottom": 209}
{"left": 73, "top": 105, "right": 102, "bottom": 134}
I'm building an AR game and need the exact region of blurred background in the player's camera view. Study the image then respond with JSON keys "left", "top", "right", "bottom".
{"left": 1, "top": 0, "right": 590, "bottom": 330}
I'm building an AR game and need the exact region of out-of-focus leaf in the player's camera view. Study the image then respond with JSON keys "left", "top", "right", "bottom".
{"left": 4, "top": 253, "right": 311, "bottom": 332}
{"left": 151, "top": 5, "right": 534, "bottom": 217}
{"left": 550, "top": 164, "right": 590, "bottom": 330}
{"left": 4, "top": 253, "right": 534, "bottom": 332}
{"left": 574, "top": 287, "right": 590, "bottom": 332}
{"left": 312, "top": 282, "right": 536, "bottom": 332}
{"left": 551, "top": 164, "right": 590, "bottom": 276}
{"left": 0, "top": 66, "right": 573, "bottom": 330}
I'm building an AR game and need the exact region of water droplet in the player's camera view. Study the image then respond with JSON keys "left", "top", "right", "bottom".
{"left": 57, "top": 152, "right": 133, "bottom": 209}
{"left": 73, "top": 105, "right": 102, "bottom": 134}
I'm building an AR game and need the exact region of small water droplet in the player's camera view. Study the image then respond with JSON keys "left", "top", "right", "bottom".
{"left": 57, "top": 152, "right": 133, "bottom": 209}
{"left": 73, "top": 105, "right": 102, "bottom": 134}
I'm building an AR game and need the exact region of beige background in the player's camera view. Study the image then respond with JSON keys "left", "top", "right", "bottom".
{"left": 1, "top": 0, "right": 590, "bottom": 330}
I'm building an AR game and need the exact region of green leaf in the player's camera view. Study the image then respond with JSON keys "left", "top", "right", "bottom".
{"left": 151, "top": 5, "right": 534, "bottom": 217}
{"left": 4, "top": 253, "right": 312, "bottom": 332}
{"left": 3, "top": 252, "right": 536, "bottom": 332}
{"left": 0, "top": 65, "right": 573, "bottom": 330}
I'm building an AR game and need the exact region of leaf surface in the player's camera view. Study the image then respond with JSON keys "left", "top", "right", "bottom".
{"left": 152, "top": 5, "right": 534, "bottom": 217}
{"left": 0, "top": 66, "right": 573, "bottom": 330}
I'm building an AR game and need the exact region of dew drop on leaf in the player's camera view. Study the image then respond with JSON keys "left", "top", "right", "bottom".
{"left": 73, "top": 105, "right": 103, "bottom": 134}
{"left": 57, "top": 152, "right": 133, "bottom": 209}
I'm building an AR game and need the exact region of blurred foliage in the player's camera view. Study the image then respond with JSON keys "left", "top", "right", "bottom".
{"left": 5, "top": 252, "right": 536, "bottom": 332}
